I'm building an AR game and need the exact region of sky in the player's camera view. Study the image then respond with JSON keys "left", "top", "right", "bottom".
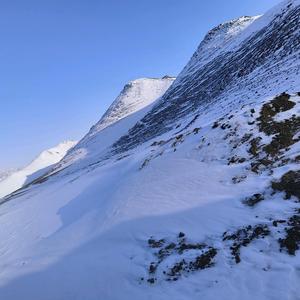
{"left": 0, "top": 0, "right": 282, "bottom": 169}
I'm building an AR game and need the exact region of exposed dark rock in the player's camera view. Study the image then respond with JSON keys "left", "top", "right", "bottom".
{"left": 279, "top": 212, "right": 300, "bottom": 255}
{"left": 178, "top": 242, "right": 206, "bottom": 254}
{"left": 188, "top": 248, "right": 217, "bottom": 271}
{"left": 178, "top": 232, "right": 185, "bottom": 238}
{"left": 263, "top": 115, "right": 300, "bottom": 156}
{"left": 145, "top": 233, "right": 217, "bottom": 283}
{"left": 240, "top": 133, "right": 253, "bottom": 144}
{"left": 249, "top": 137, "right": 262, "bottom": 156}
{"left": 167, "top": 247, "right": 217, "bottom": 280}
{"left": 193, "top": 127, "right": 201, "bottom": 134}
{"left": 148, "top": 238, "right": 165, "bottom": 248}
{"left": 212, "top": 121, "right": 219, "bottom": 129}
{"left": 151, "top": 140, "right": 167, "bottom": 147}
{"left": 255, "top": 93, "right": 300, "bottom": 157}
{"left": 250, "top": 158, "right": 273, "bottom": 173}
{"left": 273, "top": 220, "right": 286, "bottom": 227}
{"left": 232, "top": 175, "right": 247, "bottom": 184}
{"left": 257, "top": 93, "right": 295, "bottom": 134}
{"left": 140, "top": 158, "right": 151, "bottom": 170}
{"left": 246, "top": 94, "right": 299, "bottom": 175}
{"left": 168, "top": 260, "right": 186, "bottom": 278}
{"left": 147, "top": 278, "right": 156, "bottom": 284}
{"left": 243, "top": 193, "right": 265, "bottom": 207}
{"left": 149, "top": 263, "right": 157, "bottom": 274}
{"left": 272, "top": 170, "right": 300, "bottom": 200}
{"left": 223, "top": 224, "right": 270, "bottom": 263}
{"left": 228, "top": 156, "right": 246, "bottom": 165}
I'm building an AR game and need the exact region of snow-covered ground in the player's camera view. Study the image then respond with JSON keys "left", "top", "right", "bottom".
{"left": 0, "top": 93, "right": 299, "bottom": 300}
{"left": 0, "top": 1, "right": 299, "bottom": 299}
{"left": 0, "top": 141, "right": 77, "bottom": 199}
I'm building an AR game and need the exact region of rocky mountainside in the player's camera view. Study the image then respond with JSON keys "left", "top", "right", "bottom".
{"left": 0, "top": 1, "right": 299, "bottom": 299}
{"left": 0, "top": 141, "right": 76, "bottom": 199}
{"left": 111, "top": 0, "right": 300, "bottom": 154}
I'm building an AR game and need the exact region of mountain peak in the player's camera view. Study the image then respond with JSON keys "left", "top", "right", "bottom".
{"left": 181, "top": 15, "right": 260, "bottom": 75}
{"left": 87, "top": 76, "right": 175, "bottom": 136}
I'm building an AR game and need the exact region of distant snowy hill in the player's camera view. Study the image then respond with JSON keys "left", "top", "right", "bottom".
{"left": 0, "top": 1, "right": 299, "bottom": 300}
{"left": 0, "top": 169, "right": 17, "bottom": 183}
{"left": 0, "top": 141, "right": 76, "bottom": 199}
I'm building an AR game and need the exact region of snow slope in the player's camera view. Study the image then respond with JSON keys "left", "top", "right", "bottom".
{"left": 89, "top": 76, "right": 175, "bottom": 135}
{"left": 50, "top": 76, "right": 175, "bottom": 175}
{"left": 180, "top": 15, "right": 260, "bottom": 75}
{"left": 0, "top": 141, "right": 76, "bottom": 199}
{"left": 0, "top": 93, "right": 299, "bottom": 300}
{"left": 0, "top": 1, "right": 299, "bottom": 300}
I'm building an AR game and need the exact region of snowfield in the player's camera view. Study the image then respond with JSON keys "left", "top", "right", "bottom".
{"left": 0, "top": 94, "right": 300, "bottom": 300}
{"left": 0, "top": 0, "right": 300, "bottom": 299}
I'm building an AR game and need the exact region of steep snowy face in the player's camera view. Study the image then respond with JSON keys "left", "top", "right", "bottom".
{"left": 0, "top": 141, "right": 77, "bottom": 199}
{"left": 53, "top": 77, "right": 175, "bottom": 173}
{"left": 112, "top": 0, "right": 300, "bottom": 154}
{"left": 89, "top": 77, "right": 175, "bottom": 136}
{"left": 181, "top": 16, "right": 260, "bottom": 75}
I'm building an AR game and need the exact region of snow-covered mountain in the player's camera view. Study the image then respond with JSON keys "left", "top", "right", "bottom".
{"left": 51, "top": 76, "right": 175, "bottom": 174}
{"left": 0, "top": 1, "right": 299, "bottom": 299}
{"left": 0, "top": 141, "right": 77, "bottom": 199}
{"left": 111, "top": 0, "right": 300, "bottom": 154}
{"left": 89, "top": 76, "right": 175, "bottom": 135}
{"left": 0, "top": 169, "right": 17, "bottom": 182}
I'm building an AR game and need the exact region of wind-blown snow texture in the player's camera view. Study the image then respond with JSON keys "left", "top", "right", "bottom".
{"left": 0, "top": 141, "right": 76, "bottom": 199}
{"left": 0, "top": 1, "right": 300, "bottom": 300}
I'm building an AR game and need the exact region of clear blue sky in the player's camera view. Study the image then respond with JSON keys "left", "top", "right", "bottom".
{"left": 0, "top": 0, "right": 281, "bottom": 169}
